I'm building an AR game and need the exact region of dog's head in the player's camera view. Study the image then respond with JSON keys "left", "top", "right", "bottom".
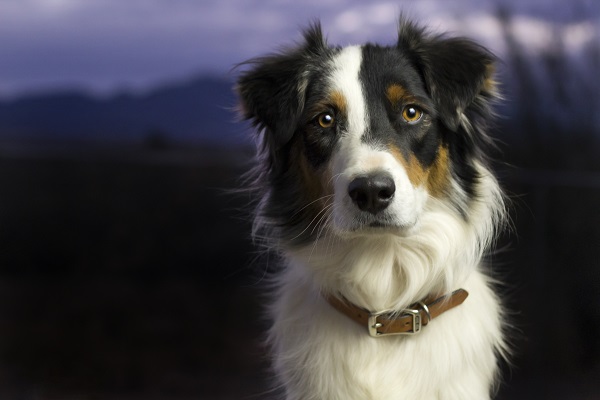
{"left": 238, "top": 19, "right": 501, "bottom": 247}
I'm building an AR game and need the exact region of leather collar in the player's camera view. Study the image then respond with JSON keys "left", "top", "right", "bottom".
{"left": 325, "top": 289, "right": 469, "bottom": 337}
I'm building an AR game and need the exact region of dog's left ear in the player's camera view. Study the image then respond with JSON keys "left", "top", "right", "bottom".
{"left": 398, "top": 20, "right": 496, "bottom": 131}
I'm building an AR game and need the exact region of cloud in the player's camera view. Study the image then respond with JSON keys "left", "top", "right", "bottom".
{"left": 0, "top": 0, "right": 598, "bottom": 98}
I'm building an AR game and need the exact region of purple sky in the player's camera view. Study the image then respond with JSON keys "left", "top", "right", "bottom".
{"left": 0, "top": 0, "right": 598, "bottom": 99}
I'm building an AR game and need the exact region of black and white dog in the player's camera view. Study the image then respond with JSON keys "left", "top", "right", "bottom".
{"left": 237, "top": 18, "right": 508, "bottom": 400}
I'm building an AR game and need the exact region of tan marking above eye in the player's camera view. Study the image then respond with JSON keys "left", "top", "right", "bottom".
{"left": 317, "top": 112, "right": 335, "bottom": 128}
{"left": 387, "top": 84, "right": 424, "bottom": 124}
{"left": 386, "top": 84, "right": 407, "bottom": 105}
{"left": 330, "top": 91, "right": 347, "bottom": 115}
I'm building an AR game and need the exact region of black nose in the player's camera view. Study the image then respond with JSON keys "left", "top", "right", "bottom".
{"left": 348, "top": 173, "right": 396, "bottom": 215}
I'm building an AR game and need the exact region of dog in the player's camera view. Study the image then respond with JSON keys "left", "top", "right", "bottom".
{"left": 237, "top": 17, "right": 509, "bottom": 400}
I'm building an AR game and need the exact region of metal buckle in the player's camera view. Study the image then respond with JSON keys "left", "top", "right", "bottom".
{"left": 368, "top": 308, "right": 422, "bottom": 337}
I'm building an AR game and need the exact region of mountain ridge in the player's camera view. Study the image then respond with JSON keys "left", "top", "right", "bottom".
{"left": 0, "top": 75, "right": 248, "bottom": 146}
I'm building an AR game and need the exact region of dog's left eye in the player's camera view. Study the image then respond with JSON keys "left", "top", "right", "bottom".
{"left": 317, "top": 112, "right": 335, "bottom": 129}
{"left": 402, "top": 105, "right": 423, "bottom": 123}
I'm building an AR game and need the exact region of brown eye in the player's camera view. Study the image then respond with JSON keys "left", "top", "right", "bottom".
{"left": 317, "top": 112, "right": 335, "bottom": 128}
{"left": 402, "top": 105, "right": 422, "bottom": 123}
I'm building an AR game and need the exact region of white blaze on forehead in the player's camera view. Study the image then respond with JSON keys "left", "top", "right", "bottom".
{"left": 328, "top": 46, "right": 366, "bottom": 139}
{"left": 327, "top": 46, "right": 429, "bottom": 233}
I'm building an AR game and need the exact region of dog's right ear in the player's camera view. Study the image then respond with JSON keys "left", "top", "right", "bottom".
{"left": 236, "top": 23, "right": 328, "bottom": 150}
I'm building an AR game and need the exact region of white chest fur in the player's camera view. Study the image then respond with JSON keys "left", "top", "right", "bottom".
{"left": 269, "top": 265, "right": 503, "bottom": 400}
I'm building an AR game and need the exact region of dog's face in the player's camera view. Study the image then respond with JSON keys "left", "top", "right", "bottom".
{"left": 238, "top": 21, "right": 497, "bottom": 245}
{"left": 325, "top": 44, "right": 440, "bottom": 234}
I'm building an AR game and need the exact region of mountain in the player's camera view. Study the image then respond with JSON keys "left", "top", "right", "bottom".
{"left": 0, "top": 76, "right": 249, "bottom": 146}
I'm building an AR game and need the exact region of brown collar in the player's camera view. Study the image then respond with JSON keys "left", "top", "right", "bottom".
{"left": 325, "top": 289, "right": 469, "bottom": 337}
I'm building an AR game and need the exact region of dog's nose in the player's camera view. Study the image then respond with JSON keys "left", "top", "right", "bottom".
{"left": 348, "top": 173, "right": 396, "bottom": 215}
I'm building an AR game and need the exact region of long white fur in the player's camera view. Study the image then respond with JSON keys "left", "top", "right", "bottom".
{"left": 265, "top": 47, "right": 507, "bottom": 400}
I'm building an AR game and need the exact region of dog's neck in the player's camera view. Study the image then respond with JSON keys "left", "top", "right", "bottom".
{"left": 286, "top": 204, "right": 489, "bottom": 312}
{"left": 287, "top": 237, "right": 474, "bottom": 313}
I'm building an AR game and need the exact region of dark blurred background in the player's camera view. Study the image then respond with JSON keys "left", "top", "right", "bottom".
{"left": 0, "top": 1, "right": 598, "bottom": 399}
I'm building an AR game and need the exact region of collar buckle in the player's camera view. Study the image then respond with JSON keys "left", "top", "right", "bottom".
{"left": 368, "top": 308, "right": 422, "bottom": 337}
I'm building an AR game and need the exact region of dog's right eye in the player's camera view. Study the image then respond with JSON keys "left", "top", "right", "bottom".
{"left": 317, "top": 112, "right": 335, "bottom": 129}
{"left": 402, "top": 105, "right": 423, "bottom": 123}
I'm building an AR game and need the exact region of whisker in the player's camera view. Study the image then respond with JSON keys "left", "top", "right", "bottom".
{"left": 307, "top": 204, "right": 336, "bottom": 262}
{"left": 289, "top": 194, "right": 335, "bottom": 219}
{"left": 327, "top": 172, "right": 350, "bottom": 188}
{"left": 288, "top": 202, "right": 334, "bottom": 242}
{"left": 310, "top": 203, "right": 334, "bottom": 236}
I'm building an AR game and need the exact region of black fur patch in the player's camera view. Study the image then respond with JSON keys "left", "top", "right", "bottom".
{"left": 300, "top": 84, "right": 346, "bottom": 168}
{"left": 237, "top": 23, "right": 340, "bottom": 244}
{"left": 394, "top": 19, "right": 498, "bottom": 211}
{"left": 237, "top": 23, "right": 336, "bottom": 173}
{"left": 359, "top": 44, "right": 440, "bottom": 170}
